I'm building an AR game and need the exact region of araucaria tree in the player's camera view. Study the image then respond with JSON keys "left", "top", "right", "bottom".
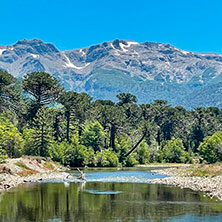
{"left": 0, "top": 70, "right": 21, "bottom": 112}
{"left": 31, "top": 107, "right": 54, "bottom": 157}
{"left": 22, "top": 72, "right": 63, "bottom": 107}
{"left": 2, "top": 69, "right": 222, "bottom": 167}
{"left": 59, "top": 91, "right": 92, "bottom": 142}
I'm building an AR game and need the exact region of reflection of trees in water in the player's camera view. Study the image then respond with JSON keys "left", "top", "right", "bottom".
{"left": 0, "top": 182, "right": 221, "bottom": 221}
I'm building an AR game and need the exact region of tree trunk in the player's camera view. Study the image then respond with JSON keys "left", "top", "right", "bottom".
{"left": 110, "top": 124, "right": 116, "bottom": 151}
{"left": 157, "top": 129, "right": 161, "bottom": 145}
{"left": 125, "top": 131, "right": 147, "bottom": 157}
{"left": 66, "top": 111, "right": 70, "bottom": 142}
{"left": 40, "top": 125, "right": 44, "bottom": 156}
{"left": 53, "top": 115, "right": 59, "bottom": 141}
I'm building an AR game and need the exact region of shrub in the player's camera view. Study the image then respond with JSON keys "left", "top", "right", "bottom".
{"left": 198, "top": 131, "right": 222, "bottom": 163}
{"left": 0, "top": 114, "right": 24, "bottom": 158}
{"left": 136, "top": 141, "right": 150, "bottom": 164}
{"left": 81, "top": 121, "right": 105, "bottom": 152}
{"left": 161, "top": 138, "right": 192, "bottom": 163}
{"left": 96, "top": 149, "right": 119, "bottom": 167}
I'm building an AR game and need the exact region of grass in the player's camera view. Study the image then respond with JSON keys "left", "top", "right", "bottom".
{"left": 189, "top": 164, "right": 222, "bottom": 177}
{"left": 172, "top": 163, "right": 222, "bottom": 177}
{"left": 15, "top": 161, "right": 30, "bottom": 170}
{"left": 15, "top": 161, "right": 39, "bottom": 177}
{"left": 44, "top": 162, "right": 55, "bottom": 170}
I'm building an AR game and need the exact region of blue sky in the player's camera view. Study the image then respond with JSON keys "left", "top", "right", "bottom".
{"left": 1, "top": 0, "right": 222, "bottom": 53}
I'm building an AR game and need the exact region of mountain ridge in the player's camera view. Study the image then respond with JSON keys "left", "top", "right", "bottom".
{"left": 1, "top": 38, "right": 222, "bottom": 108}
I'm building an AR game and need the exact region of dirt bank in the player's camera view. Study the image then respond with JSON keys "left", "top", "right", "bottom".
{"left": 0, "top": 156, "right": 69, "bottom": 191}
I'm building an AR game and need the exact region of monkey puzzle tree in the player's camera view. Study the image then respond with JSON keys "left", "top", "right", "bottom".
{"left": 0, "top": 70, "right": 21, "bottom": 113}
{"left": 22, "top": 72, "right": 63, "bottom": 117}
{"left": 59, "top": 91, "right": 92, "bottom": 142}
{"left": 30, "top": 107, "right": 54, "bottom": 157}
{"left": 116, "top": 93, "right": 138, "bottom": 106}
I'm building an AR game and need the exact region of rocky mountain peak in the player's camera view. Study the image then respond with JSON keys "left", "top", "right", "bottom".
{"left": 14, "top": 39, "right": 59, "bottom": 54}
{"left": 1, "top": 38, "right": 222, "bottom": 108}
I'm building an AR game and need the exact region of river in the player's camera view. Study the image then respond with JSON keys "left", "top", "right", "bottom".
{"left": 0, "top": 168, "right": 222, "bottom": 222}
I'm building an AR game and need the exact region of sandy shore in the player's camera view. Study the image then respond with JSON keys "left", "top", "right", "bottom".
{"left": 151, "top": 167, "right": 222, "bottom": 200}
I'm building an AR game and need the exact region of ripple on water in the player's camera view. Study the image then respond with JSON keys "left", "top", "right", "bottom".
{"left": 83, "top": 189, "right": 123, "bottom": 195}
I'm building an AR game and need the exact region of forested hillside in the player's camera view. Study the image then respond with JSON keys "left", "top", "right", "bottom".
{"left": 1, "top": 70, "right": 222, "bottom": 166}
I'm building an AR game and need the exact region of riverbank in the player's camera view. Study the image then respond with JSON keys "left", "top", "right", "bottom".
{"left": 0, "top": 156, "right": 69, "bottom": 191}
{"left": 151, "top": 164, "right": 222, "bottom": 200}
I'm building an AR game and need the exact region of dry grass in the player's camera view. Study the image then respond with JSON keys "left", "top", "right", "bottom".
{"left": 173, "top": 163, "right": 222, "bottom": 177}
{"left": 15, "top": 160, "right": 40, "bottom": 177}
{"left": 16, "top": 169, "right": 39, "bottom": 177}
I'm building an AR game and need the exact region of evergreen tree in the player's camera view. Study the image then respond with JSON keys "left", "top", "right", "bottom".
{"left": 22, "top": 72, "right": 63, "bottom": 117}
{"left": 116, "top": 93, "right": 137, "bottom": 106}
{"left": 59, "top": 91, "right": 92, "bottom": 142}
{"left": 31, "top": 108, "right": 54, "bottom": 156}
{"left": 82, "top": 121, "right": 105, "bottom": 152}
{"left": 0, "top": 70, "right": 21, "bottom": 112}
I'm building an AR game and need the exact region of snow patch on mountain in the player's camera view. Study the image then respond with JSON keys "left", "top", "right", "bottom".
{"left": 125, "top": 41, "right": 139, "bottom": 48}
{"left": 30, "top": 53, "right": 40, "bottom": 59}
{"left": 0, "top": 49, "right": 6, "bottom": 55}
{"left": 180, "top": 50, "right": 190, "bottom": 55}
{"left": 119, "top": 43, "right": 128, "bottom": 52}
{"left": 79, "top": 49, "right": 86, "bottom": 56}
{"left": 63, "top": 53, "right": 90, "bottom": 70}
{"left": 110, "top": 43, "right": 115, "bottom": 50}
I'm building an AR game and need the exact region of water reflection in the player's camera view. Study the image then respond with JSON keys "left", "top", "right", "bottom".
{"left": 0, "top": 181, "right": 221, "bottom": 222}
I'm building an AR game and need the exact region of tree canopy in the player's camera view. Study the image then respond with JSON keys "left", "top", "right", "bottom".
{"left": 22, "top": 72, "right": 63, "bottom": 106}
{"left": 0, "top": 70, "right": 222, "bottom": 166}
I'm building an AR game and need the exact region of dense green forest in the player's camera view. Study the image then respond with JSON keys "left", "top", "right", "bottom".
{"left": 1, "top": 70, "right": 222, "bottom": 166}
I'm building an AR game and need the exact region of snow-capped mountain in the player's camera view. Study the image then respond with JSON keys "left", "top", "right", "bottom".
{"left": 1, "top": 39, "right": 222, "bottom": 108}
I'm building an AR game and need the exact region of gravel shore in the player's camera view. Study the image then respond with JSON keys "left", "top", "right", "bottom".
{"left": 2, "top": 158, "right": 222, "bottom": 201}
{"left": 0, "top": 171, "right": 70, "bottom": 191}
{"left": 0, "top": 157, "right": 70, "bottom": 192}
{"left": 151, "top": 167, "right": 222, "bottom": 200}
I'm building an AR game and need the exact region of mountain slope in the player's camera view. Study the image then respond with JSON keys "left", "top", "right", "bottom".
{"left": 1, "top": 39, "right": 222, "bottom": 108}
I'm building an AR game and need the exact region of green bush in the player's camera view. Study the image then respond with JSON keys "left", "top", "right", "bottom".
{"left": 48, "top": 141, "right": 71, "bottom": 165}
{"left": 136, "top": 140, "right": 150, "bottom": 164}
{"left": 148, "top": 142, "right": 162, "bottom": 163}
{"left": 161, "top": 138, "right": 192, "bottom": 163}
{"left": 23, "top": 128, "right": 37, "bottom": 156}
{"left": 198, "top": 131, "right": 222, "bottom": 163}
{"left": 116, "top": 135, "right": 132, "bottom": 164}
{"left": 81, "top": 121, "right": 105, "bottom": 152}
{"left": 74, "top": 145, "right": 96, "bottom": 166}
{"left": 0, "top": 114, "right": 23, "bottom": 158}
{"left": 96, "top": 149, "right": 119, "bottom": 167}
{"left": 125, "top": 154, "right": 139, "bottom": 167}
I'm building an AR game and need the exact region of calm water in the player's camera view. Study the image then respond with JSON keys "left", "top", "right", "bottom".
{"left": 0, "top": 168, "right": 222, "bottom": 222}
